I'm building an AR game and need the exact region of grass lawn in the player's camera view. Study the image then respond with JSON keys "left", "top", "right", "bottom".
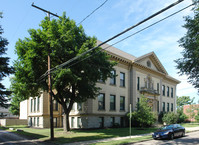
{"left": 181, "top": 123, "right": 199, "bottom": 127}
{"left": 1, "top": 126, "right": 157, "bottom": 144}
{"left": 91, "top": 136, "right": 152, "bottom": 145}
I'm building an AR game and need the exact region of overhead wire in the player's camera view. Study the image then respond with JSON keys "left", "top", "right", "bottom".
{"left": 39, "top": 0, "right": 186, "bottom": 80}
{"left": 49, "top": 2, "right": 195, "bottom": 75}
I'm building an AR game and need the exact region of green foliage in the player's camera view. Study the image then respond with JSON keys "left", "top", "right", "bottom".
{"left": 0, "top": 12, "right": 14, "bottom": 108}
{"left": 177, "top": 96, "right": 194, "bottom": 108}
{"left": 162, "top": 112, "right": 178, "bottom": 125}
{"left": 186, "top": 105, "right": 196, "bottom": 121}
{"left": 13, "top": 12, "right": 116, "bottom": 131}
{"left": 175, "top": 6, "right": 199, "bottom": 93}
{"left": 195, "top": 111, "right": 199, "bottom": 123}
{"left": 128, "top": 95, "right": 156, "bottom": 127}
{"left": 177, "top": 108, "right": 188, "bottom": 123}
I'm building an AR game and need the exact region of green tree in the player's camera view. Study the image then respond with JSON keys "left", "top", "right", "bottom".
{"left": 177, "top": 108, "right": 188, "bottom": 123}
{"left": 129, "top": 95, "right": 156, "bottom": 127}
{"left": 175, "top": 3, "right": 199, "bottom": 92}
{"left": 0, "top": 12, "right": 14, "bottom": 108}
{"left": 13, "top": 13, "right": 115, "bottom": 132}
{"left": 162, "top": 112, "right": 178, "bottom": 125}
{"left": 195, "top": 111, "right": 199, "bottom": 123}
{"left": 177, "top": 96, "right": 194, "bottom": 109}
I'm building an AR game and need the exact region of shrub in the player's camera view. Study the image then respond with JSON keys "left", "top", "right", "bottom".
{"left": 128, "top": 95, "right": 156, "bottom": 127}
{"left": 162, "top": 112, "right": 178, "bottom": 125}
{"left": 158, "top": 111, "right": 166, "bottom": 124}
{"left": 195, "top": 112, "right": 199, "bottom": 123}
{"left": 177, "top": 108, "right": 188, "bottom": 123}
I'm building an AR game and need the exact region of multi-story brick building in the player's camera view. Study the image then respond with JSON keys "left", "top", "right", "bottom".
{"left": 20, "top": 41, "right": 180, "bottom": 128}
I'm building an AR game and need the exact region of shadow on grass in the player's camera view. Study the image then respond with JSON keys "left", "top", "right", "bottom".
{"left": 47, "top": 127, "right": 157, "bottom": 144}
{"left": 13, "top": 130, "right": 48, "bottom": 140}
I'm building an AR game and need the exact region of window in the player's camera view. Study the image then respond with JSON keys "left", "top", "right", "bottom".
{"left": 162, "top": 102, "right": 165, "bottom": 112}
{"left": 147, "top": 60, "right": 151, "bottom": 67}
{"left": 110, "top": 117, "right": 115, "bottom": 127}
{"left": 157, "top": 101, "right": 159, "bottom": 112}
{"left": 137, "top": 77, "right": 140, "bottom": 90}
{"left": 167, "top": 86, "right": 170, "bottom": 97}
{"left": 77, "top": 117, "right": 81, "bottom": 128}
{"left": 98, "top": 93, "right": 105, "bottom": 110}
{"left": 30, "top": 117, "right": 32, "bottom": 126}
{"left": 120, "top": 72, "right": 125, "bottom": 87}
{"left": 157, "top": 83, "right": 159, "bottom": 93}
{"left": 110, "top": 70, "right": 116, "bottom": 85}
{"left": 33, "top": 117, "right": 36, "bottom": 126}
{"left": 171, "top": 103, "right": 174, "bottom": 112}
{"left": 37, "top": 97, "right": 40, "bottom": 111}
{"left": 77, "top": 103, "right": 82, "bottom": 111}
{"left": 171, "top": 88, "right": 174, "bottom": 98}
{"left": 31, "top": 99, "right": 33, "bottom": 112}
{"left": 162, "top": 85, "right": 165, "bottom": 96}
{"left": 137, "top": 98, "right": 140, "bottom": 110}
{"left": 99, "top": 117, "right": 104, "bottom": 128}
{"left": 34, "top": 98, "right": 36, "bottom": 112}
{"left": 54, "top": 117, "right": 57, "bottom": 127}
{"left": 37, "top": 117, "right": 39, "bottom": 127}
{"left": 110, "top": 95, "right": 116, "bottom": 110}
{"left": 71, "top": 117, "right": 74, "bottom": 128}
{"left": 53, "top": 100, "right": 58, "bottom": 111}
{"left": 120, "top": 117, "right": 124, "bottom": 127}
{"left": 167, "top": 103, "right": 170, "bottom": 112}
{"left": 120, "top": 96, "right": 125, "bottom": 111}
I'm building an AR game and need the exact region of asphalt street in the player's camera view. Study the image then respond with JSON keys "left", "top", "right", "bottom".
{"left": 0, "top": 130, "right": 47, "bottom": 145}
{"left": 130, "top": 131, "right": 199, "bottom": 145}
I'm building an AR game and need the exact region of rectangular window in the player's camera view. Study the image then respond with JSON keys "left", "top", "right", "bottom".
{"left": 99, "top": 117, "right": 104, "bottom": 128}
{"left": 33, "top": 117, "right": 36, "bottom": 126}
{"left": 137, "top": 77, "right": 140, "bottom": 90}
{"left": 34, "top": 98, "right": 36, "bottom": 112}
{"left": 110, "top": 117, "right": 115, "bottom": 127}
{"left": 137, "top": 98, "right": 140, "bottom": 110}
{"left": 71, "top": 117, "right": 74, "bottom": 128}
{"left": 120, "top": 96, "right": 125, "bottom": 111}
{"left": 31, "top": 99, "right": 33, "bottom": 112}
{"left": 77, "top": 103, "right": 82, "bottom": 111}
{"left": 54, "top": 117, "right": 57, "bottom": 127}
{"left": 110, "top": 70, "right": 116, "bottom": 85}
{"left": 171, "top": 103, "right": 173, "bottom": 112}
{"left": 162, "top": 85, "right": 165, "bottom": 96}
{"left": 162, "top": 102, "right": 165, "bottom": 112}
{"left": 157, "top": 83, "right": 159, "bottom": 93}
{"left": 77, "top": 117, "right": 81, "bottom": 128}
{"left": 110, "top": 95, "right": 116, "bottom": 110}
{"left": 167, "top": 86, "right": 170, "bottom": 97}
{"left": 167, "top": 103, "right": 170, "bottom": 112}
{"left": 98, "top": 93, "right": 105, "bottom": 110}
{"left": 120, "top": 72, "right": 125, "bottom": 87}
{"left": 37, "top": 97, "right": 40, "bottom": 111}
{"left": 171, "top": 88, "right": 174, "bottom": 98}
{"left": 157, "top": 101, "right": 159, "bottom": 112}
{"left": 53, "top": 100, "right": 58, "bottom": 111}
{"left": 37, "top": 117, "right": 39, "bottom": 127}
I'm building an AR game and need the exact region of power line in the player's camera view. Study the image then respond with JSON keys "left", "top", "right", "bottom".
{"left": 51, "top": 1, "right": 195, "bottom": 75}
{"left": 39, "top": 0, "right": 185, "bottom": 80}
{"left": 77, "top": 0, "right": 108, "bottom": 25}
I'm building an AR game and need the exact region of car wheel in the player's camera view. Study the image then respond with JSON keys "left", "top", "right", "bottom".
{"left": 169, "top": 133, "right": 174, "bottom": 140}
{"left": 181, "top": 131, "right": 185, "bottom": 137}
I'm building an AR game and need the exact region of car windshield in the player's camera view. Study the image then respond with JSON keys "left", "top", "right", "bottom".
{"left": 159, "top": 125, "right": 173, "bottom": 130}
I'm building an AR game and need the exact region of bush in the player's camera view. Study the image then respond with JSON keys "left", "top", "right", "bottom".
{"left": 162, "top": 112, "right": 178, "bottom": 125}
{"left": 177, "top": 108, "right": 188, "bottom": 123}
{"left": 195, "top": 112, "right": 199, "bottom": 123}
{"left": 128, "top": 95, "right": 156, "bottom": 127}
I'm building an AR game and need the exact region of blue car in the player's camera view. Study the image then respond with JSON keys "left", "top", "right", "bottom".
{"left": 152, "top": 124, "right": 185, "bottom": 140}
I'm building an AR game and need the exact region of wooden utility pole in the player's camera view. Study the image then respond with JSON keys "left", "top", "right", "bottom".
{"left": 32, "top": 3, "right": 59, "bottom": 141}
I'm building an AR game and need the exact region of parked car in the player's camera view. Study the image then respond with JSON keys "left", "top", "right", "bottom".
{"left": 152, "top": 124, "right": 185, "bottom": 140}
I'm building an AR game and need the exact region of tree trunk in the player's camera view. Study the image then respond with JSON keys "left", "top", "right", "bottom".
{"left": 63, "top": 112, "right": 70, "bottom": 132}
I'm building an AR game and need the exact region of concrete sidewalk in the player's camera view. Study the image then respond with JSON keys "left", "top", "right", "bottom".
{"left": 63, "top": 126, "right": 199, "bottom": 145}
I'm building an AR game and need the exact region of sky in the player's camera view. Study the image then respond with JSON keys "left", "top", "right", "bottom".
{"left": 1, "top": 0, "right": 198, "bottom": 103}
